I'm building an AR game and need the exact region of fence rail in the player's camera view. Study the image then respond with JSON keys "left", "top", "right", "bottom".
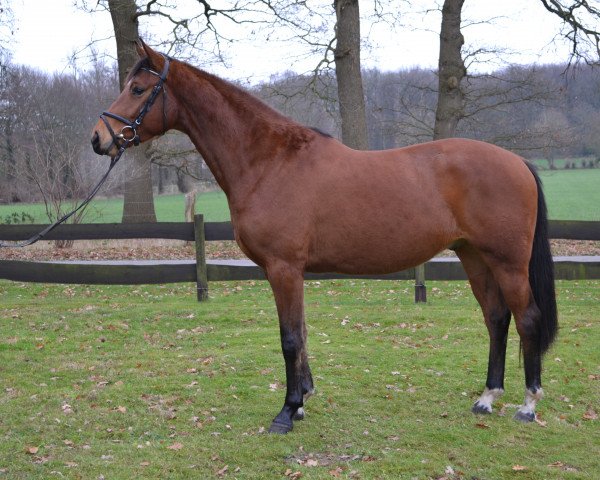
{"left": 0, "top": 218, "right": 599, "bottom": 301}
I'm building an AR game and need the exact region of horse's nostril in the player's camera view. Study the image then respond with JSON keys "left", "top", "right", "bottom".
{"left": 91, "top": 131, "right": 102, "bottom": 154}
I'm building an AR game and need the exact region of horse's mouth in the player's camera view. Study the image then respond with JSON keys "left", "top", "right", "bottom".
{"left": 91, "top": 131, "right": 119, "bottom": 158}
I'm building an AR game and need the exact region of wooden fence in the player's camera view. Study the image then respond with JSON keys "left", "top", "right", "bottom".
{"left": 0, "top": 216, "right": 599, "bottom": 301}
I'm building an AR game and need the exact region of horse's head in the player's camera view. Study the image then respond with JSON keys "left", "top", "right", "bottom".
{"left": 91, "top": 40, "right": 175, "bottom": 158}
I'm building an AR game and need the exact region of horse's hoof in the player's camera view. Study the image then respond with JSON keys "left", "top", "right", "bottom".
{"left": 472, "top": 404, "right": 492, "bottom": 415}
{"left": 471, "top": 402, "right": 492, "bottom": 415}
{"left": 513, "top": 410, "right": 535, "bottom": 423}
{"left": 293, "top": 407, "right": 305, "bottom": 421}
{"left": 268, "top": 420, "right": 293, "bottom": 434}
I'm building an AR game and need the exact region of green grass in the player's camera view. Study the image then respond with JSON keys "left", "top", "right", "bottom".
{"left": 538, "top": 169, "right": 600, "bottom": 221}
{"left": 0, "top": 190, "right": 230, "bottom": 224}
{"left": 1, "top": 279, "right": 598, "bottom": 479}
{"left": 1, "top": 167, "right": 600, "bottom": 224}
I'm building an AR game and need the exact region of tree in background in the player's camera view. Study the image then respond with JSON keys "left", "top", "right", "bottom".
{"left": 0, "top": 0, "right": 14, "bottom": 59}
{"left": 334, "top": 0, "right": 368, "bottom": 149}
{"left": 0, "top": 61, "right": 119, "bottom": 239}
{"left": 540, "top": 0, "right": 600, "bottom": 65}
{"left": 242, "top": 0, "right": 375, "bottom": 149}
{"left": 433, "top": 0, "right": 465, "bottom": 141}
{"left": 106, "top": 0, "right": 156, "bottom": 223}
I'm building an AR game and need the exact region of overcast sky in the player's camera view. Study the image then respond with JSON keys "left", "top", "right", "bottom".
{"left": 7, "top": 0, "right": 571, "bottom": 83}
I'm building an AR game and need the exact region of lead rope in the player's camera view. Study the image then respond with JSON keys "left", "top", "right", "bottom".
{"left": 0, "top": 55, "right": 170, "bottom": 249}
{"left": 0, "top": 144, "right": 127, "bottom": 248}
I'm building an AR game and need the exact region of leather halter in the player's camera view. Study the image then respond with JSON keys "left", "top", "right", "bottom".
{"left": 99, "top": 54, "right": 170, "bottom": 151}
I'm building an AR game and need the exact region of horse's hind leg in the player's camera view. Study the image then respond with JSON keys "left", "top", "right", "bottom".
{"left": 265, "top": 262, "right": 315, "bottom": 434}
{"left": 456, "top": 245, "right": 511, "bottom": 415}
{"left": 492, "top": 266, "right": 544, "bottom": 422}
{"left": 480, "top": 257, "right": 543, "bottom": 422}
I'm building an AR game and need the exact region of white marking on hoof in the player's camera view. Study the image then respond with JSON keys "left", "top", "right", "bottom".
{"left": 293, "top": 407, "right": 305, "bottom": 421}
{"left": 472, "top": 387, "right": 504, "bottom": 414}
{"left": 515, "top": 388, "right": 543, "bottom": 419}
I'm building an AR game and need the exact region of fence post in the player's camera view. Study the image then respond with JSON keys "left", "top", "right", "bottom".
{"left": 414, "top": 263, "right": 427, "bottom": 303}
{"left": 194, "top": 214, "right": 209, "bottom": 301}
{"left": 184, "top": 190, "right": 197, "bottom": 223}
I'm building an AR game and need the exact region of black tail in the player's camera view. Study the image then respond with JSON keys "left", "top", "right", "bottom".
{"left": 526, "top": 163, "right": 558, "bottom": 354}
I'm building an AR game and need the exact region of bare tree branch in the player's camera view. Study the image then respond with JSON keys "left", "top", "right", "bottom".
{"left": 540, "top": 0, "right": 600, "bottom": 65}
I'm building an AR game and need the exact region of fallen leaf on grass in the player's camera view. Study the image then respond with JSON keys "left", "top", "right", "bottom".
{"left": 329, "top": 466, "right": 344, "bottom": 477}
{"left": 512, "top": 465, "right": 527, "bottom": 471}
{"left": 167, "top": 442, "right": 183, "bottom": 450}
{"left": 140, "top": 461, "right": 150, "bottom": 467}
{"left": 32, "top": 455, "right": 51, "bottom": 464}
{"left": 547, "top": 461, "right": 579, "bottom": 472}
{"left": 216, "top": 465, "right": 228, "bottom": 477}
{"left": 534, "top": 417, "right": 547, "bottom": 427}
{"left": 582, "top": 407, "right": 597, "bottom": 420}
{"left": 475, "top": 422, "right": 490, "bottom": 429}
{"left": 25, "top": 446, "right": 39, "bottom": 455}
{"left": 284, "top": 469, "right": 303, "bottom": 479}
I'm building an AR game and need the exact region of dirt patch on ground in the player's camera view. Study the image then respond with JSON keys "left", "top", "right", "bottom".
{"left": 0, "top": 239, "right": 598, "bottom": 262}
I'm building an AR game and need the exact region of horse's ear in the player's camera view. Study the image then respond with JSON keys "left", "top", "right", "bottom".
{"left": 135, "top": 39, "right": 146, "bottom": 58}
{"left": 135, "top": 39, "right": 165, "bottom": 73}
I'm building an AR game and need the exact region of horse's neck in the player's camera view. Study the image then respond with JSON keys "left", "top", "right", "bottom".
{"left": 171, "top": 64, "right": 300, "bottom": 202}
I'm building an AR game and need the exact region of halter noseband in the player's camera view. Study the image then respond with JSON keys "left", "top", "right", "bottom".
{"left": 100, "top": 54, "right": 170, "bottom": 152}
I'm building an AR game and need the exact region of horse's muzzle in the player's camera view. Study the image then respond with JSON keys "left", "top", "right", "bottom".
{"left": 91, "top": 131, "right": 104, "bottom": 155}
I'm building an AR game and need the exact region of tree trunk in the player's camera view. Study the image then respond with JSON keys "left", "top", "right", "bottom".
{"left": 433, "top": 0, "right": 466, "bottom": 141}
{"left": 333, "top": 0, "right": 369, "bottom": 150}
{"left": 107, "top": 0, "right": 156, "bottom": 223}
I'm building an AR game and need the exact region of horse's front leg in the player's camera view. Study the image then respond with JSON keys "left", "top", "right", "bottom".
{"left": 266, "top": 262, "right": 314, "bottom": 434}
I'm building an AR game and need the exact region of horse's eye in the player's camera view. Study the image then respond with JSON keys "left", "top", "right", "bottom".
{"left": 132, "top": 86, "right": 145, "bottom": 96}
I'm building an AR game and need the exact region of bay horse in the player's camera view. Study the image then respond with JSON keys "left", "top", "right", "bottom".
{"left": 91, "top": 40, "right": 558, "bottom": 434}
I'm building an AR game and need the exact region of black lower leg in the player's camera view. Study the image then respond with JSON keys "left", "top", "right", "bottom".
{"left": 514, "top": 305, "right": 543, "bottom": 422}
{"left": 269, "top": 331, "right": 313, "bottom": 434}
{"left": 485, "top": 309, "right": 511, "bottom": 391}
{"left": 472, "top": 308, "right": 510, "bottom": 415}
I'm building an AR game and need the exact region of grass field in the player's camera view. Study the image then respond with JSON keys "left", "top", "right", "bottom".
{"left": 0, "top": 190, "right": 231, "bottom": 225}
{"left": 1, "top": 168, "right": 599, "bottom": 224}
{"left": 538, "top": 169, "right": 600, "bottom": 221}
{"left": 1, "top": 279, "right": 598, "bottom": 479}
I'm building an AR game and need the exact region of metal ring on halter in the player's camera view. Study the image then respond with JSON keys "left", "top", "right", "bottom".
{"left": 119, "top": 125, "right": 138, "bottom": 141}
